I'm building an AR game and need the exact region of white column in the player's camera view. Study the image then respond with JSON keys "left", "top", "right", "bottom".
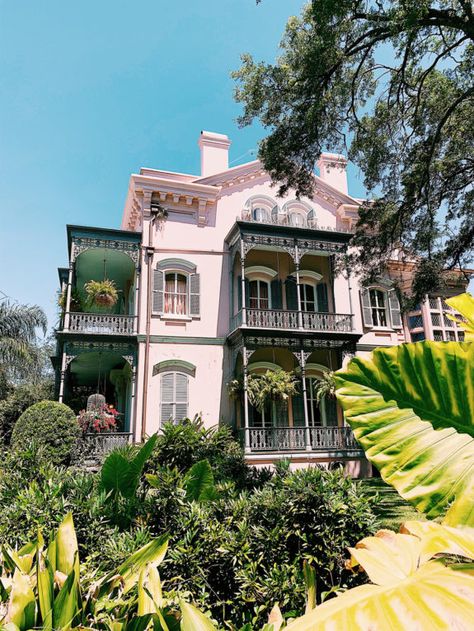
{"left": 295, "top": 244, "right": 303, "bottom": 329}
{"left": 242, "top": 346, "right": 250, "bottom": 453}
{"left": 58, "top": 351, "right": 67, "bottom": 403}
{"left": 300, "top": 350, "right": 312, "bottom": 451}
{"left": 240, "top": 242, "right": 247, "bottom": 326}
{"left": 133, "top": 269, "right": 140, "bottom": 334}
{"left": 63, "top": 261, "right": 74, "bottom": 331}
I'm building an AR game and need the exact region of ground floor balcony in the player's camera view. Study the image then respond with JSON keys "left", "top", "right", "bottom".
{"left": 67, "top": 312, "right": 136, "bottom": 335}
{"left": 241, "top": 426, "right": 360, "bottom": 453}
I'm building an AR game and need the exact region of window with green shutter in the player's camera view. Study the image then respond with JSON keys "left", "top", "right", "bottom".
{"left": 160, "top": 372, "right": 189, "bottom": 424}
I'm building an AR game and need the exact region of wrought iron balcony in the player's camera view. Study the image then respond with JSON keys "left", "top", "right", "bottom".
{"left": 242, "top": 426, "right": 360, "bottom": 453}
{"left": 82, "top": 432, "right": 133, "bottom": 456}
{"left": 230, "top": 309, "right": 353, "bottom": 333}
{"left": 240, "top": 209, "right": 354, "bottom": 233}
{"left": 67, "top": 313, "right": 135, "bottom": 335}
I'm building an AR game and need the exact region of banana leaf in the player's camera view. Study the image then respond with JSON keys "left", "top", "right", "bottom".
{"left": 180, "top": 601, "right": 217, "bottom": 631}
{"left": 7, "top": 570, "right": 35, "bottom": 631}
{"left": 335, "top": 341, "right": 474, "bottom": 525}
{"left": 183, "top": 460, "right": 217, "bottom": 502}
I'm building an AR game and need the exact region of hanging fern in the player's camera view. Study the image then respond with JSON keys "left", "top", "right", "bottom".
{"left": 313, "top": 370, "right": 336, "bottom": 404}
{"left": 247, "top": 370, "right": 298, "bottom": 412}
{"left": 84, "top": 279, "right": 118, "bottom": 308}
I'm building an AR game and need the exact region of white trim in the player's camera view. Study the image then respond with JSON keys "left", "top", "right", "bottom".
{"left": 298, "top": 270, "right": 323, "bottom": 282}
{"left": 282, "top": 199, "right": 313, "bottom": 214}
{"left": 244, "top": 194, "right": 278, "bottom": 211}
{"left": 248, "top": 361, "right": 281, "bottom": 373}
{"left": 305, "top": 363, "right": 330, "bottom": 375}
{"left": 245, "top": 265, "right": 278, "bottom": 280}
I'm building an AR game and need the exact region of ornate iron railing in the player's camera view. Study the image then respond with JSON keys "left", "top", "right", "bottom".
{"left": 247, "top": 427, "right": 307, "bottom": 451}
{"left": 310, "top": 426, "right": 359, "bottom": 450}
{"left": 232, "top": 308, "right": 353, "bottom": 332}
{"left": 242, "top": 426, "right": 359, "bottom": 452}
{"left": 82, "top": 432, "right": 133, "bottom": 456}
{"left": 68, "top": 313, "right": 135, "bottom": 335}
{"left": 240, "top": 209, "right": 354, "bottom": 233}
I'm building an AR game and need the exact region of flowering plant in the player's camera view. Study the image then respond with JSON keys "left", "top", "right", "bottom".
{"left": 77, "top": 404, "right": 120, "bottom": 434}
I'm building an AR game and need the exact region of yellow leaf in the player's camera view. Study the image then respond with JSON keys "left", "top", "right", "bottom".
{"left": 180, "top": 601, "right": 217, "bottom": 630}
{"left": 445, "top": 293, "right": 474, "bottom": 341}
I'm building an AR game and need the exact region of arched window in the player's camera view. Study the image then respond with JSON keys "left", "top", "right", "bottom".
{"left": 243, "top": 195, "right": 278, "bottom": 224}
{"left": 248, "top": 279, "right": 270, "bottom": 309}
{"left": 288, "top": 211, "right": 306, "bottom": 227}
{"left": 153, "top": 258, "right": 200, "bottom": 318}
{"left": 252, "top": 206, "right": 270, "bottom": 223}
{"left": 160, "top": 372, "right": 188, "bottom": 423}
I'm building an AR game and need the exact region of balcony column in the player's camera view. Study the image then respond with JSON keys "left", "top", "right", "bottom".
{"left": 300, "top": 350, "right": 312, "bottom": 451}
{"left": 63, "top": 259, "right": 74, "bottom": 332}
{"left": 133, "top": 268, "right": 140, "bottom": 334}
{"left": 58, "top": 351, "right": 67, "bottom": 403}
{"left": 294, "top": 244, "right": 303, "bottom": 329}
{"left": 242, "top": 346, "right": 251, "bottom": 453}
{"left": 240, "top": 240, "right": 247, "bottom": 326}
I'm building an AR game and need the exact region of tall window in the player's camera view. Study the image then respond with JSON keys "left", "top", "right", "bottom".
{"left": 369, "top": 289, "right": 388, "bottom": 327}
{"left": 164, "top": 273, "right": 187, "bottom": 315}
{"left": 305, "top": 377, "right": 324, "bottom": 426}
{"left": 300, "top": 283, "right": 316, "bottom": 312}
{"left": 249, "top": 280, "right": 270, "bottom": 309}
{"left": 160, "top": 372, "right": 188, "bottom": 423}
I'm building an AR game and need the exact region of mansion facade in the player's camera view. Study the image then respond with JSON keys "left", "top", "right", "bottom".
{"left": 54, "top": 131, "right": 467, "bottom": 471}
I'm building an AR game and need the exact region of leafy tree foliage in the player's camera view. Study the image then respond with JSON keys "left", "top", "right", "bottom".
{"left": 0, "top": 299, "right": 47, "bottom": 377}
{"left": 234, "top": 1, "right": 474, "bottom": 298}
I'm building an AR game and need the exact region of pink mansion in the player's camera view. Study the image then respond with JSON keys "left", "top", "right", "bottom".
{"left": 55, "top": 131, "right": 466, "bottom": 470}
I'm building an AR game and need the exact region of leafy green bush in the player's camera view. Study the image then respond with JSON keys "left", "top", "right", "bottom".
{"left": 146, "top": 466, "right": 377, "bottom": 627}
{"left": 150, "top": 417, "right": 271, "bottom": 489}
{"left": 11, "top": 400, "right": 80, "bottom": 464}
{"left": 0, "top": 381, "right": 53, "bottom": 444}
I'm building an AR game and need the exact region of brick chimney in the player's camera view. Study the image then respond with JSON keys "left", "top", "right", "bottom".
{"left": 317, "top": 153, "right": 348, "bottom": 194}
{"left": 198, "top": 131, "right": 231, "bottom": 177}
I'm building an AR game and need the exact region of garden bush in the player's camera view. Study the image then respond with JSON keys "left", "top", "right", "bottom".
{"left": 0, "top": 381, "right": 53, "bottom": 444}
{"left": 150, "top": 416, "right": 272, "bottom": 489}
{"left": 11, "top": 399, "right": 80, "bottom": 464}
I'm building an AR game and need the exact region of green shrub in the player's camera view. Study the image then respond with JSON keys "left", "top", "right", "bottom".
{"left": 0, "top": 381, "right": 53, "bottom": 444}
{"left": 150, "top": 417, "right": 271, "bottom": 489}
{"left": 146, "top": 465, "right": 377, "bottom": 627}
{"left": 11, "top": 399, "right": 80, "bottom": 464}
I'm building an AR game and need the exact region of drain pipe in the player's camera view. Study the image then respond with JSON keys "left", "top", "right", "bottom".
{"left": 141, "top": 201, "right": 161, "bottom": 442}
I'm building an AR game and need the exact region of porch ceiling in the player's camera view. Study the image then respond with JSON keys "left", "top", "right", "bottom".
{"left": 69, "top": 351, "right": 126, "bottom": 385}
{"left": 75, "top": 248, "right": 135, "bottom": 290}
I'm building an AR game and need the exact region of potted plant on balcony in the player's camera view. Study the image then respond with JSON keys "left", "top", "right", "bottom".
{"left": 84, "top": 279, "right": 118, "bottom": 309}
{"left": 77, "top": 403, "right": 120, "bottom": 434}
{"left": 313, "top": 370, "right": 336, "bottom": 404}
{"left": 58, "top": 288, "right": 83, "bottom": 312}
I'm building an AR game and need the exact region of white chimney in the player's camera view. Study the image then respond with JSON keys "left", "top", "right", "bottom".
{"left": 198, "top": 131, "right": 231, "bottom": 177}
{"left": 317, "top": 153, "right": 348, "bottom": 194}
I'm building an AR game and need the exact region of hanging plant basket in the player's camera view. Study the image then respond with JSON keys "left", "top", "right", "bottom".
{"left": 247, "top": 369, "right": 298, "bottom": 412}
{"left": 84, "top": 279, "right": 118, "bottom": 309}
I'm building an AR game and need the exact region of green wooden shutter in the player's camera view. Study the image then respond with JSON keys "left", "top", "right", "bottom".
{"left": 244, "top": 278, "right": 250, "bottom": 308}
{"left": 316, "top": 282, "right": 329, "bottom": 312}
{"left": 285, "top": 276, "right": 298, "bottom": 310}
{"left": 189, "top": 273, "right": 200, "bottom": 317}
{"left": 389, "top": 290, "right": 402, "bottom": 328}
{"left": 237, "top": 275, "right": 242, "bottom": 310}
{"left": 324, "top": 397, "right": 338, "bottom": 426}
{"left": 360, "top": 289, "right": 373, "bottom": 326}
{"left": 271, "top": 279, "right": 283, "bottom": 309}
{"left": 153, "top": 270, "right": 164, "bottom": 313}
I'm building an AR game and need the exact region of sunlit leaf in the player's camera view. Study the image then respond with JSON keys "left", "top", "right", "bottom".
{"left": 303, "top": 561, "right": 316, "bottom": 614}
{"left": 335, "top": 341, "right": 474, "bottom": 525}
{"left": 180, "top": 601, "right": 217, "bottom": 630}
{"left": 8, "top": 570, "right": 36, "bottom": 630}
{"left": 445, "top": 293, "right": 474, "bottom": 341}
{"left": 183, "top": 460, "right": 217, "bottom": 502}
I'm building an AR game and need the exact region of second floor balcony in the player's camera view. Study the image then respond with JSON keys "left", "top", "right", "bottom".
{"left": 67, "top": 312, "right": 136, "bottom": 335}
{"left": 231, "top": 308, "right": 353, "bottom": 334}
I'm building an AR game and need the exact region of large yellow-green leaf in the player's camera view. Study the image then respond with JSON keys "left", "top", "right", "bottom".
{"left": 286, "top": 525, "right": 474, "bottom": 631}
{"left": 180, "top": 601, "right": 217, "bottom": 631}
{"left": 47, "top": 513, "right": 79, "bottom": 577}
{"left": 445, "top": 293, "right": 474, "bottom": 341}
{"left": 7, "top": 570, "right": 36, "bottom": 630}
{"left": 335, "top": 341, "right": 474, "bottom": 524}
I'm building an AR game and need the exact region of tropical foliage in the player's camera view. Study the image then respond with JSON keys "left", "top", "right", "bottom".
{"left": 11, "top": 401, "right": 80, "bottom": 465}
{"left": 0, "top": 381, "right": 54, "bottom": 445}
{"left": 280, "top": 521, "right": 474, "bottom": 630}
{"left": 335, "top": 339, "right": 474, "bottom": 525}
{"left": 0, "top": 512, "right": 216, "bottom": 630}
{"left": 0, "top": 299, "right": 47, "bottom": 378}
{"left": 234, "top": 1, "right": 474, "bottom": 299}
{"left": 246, "top": 369, "right": 298, "bottom": 412}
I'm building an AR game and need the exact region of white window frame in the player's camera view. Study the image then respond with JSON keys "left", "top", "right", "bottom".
{"left": 160, "top": 371, "right": 189, "bottom": 424}
{"left": 163, "top": 271, "right": 189, "bottom": 317}
{"left": 369, "top": 288, "right": 389, "bottom": 328}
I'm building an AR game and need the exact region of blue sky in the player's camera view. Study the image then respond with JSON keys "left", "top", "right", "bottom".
{"left": 0, "top": 0, "right": 367, "bottom": 329}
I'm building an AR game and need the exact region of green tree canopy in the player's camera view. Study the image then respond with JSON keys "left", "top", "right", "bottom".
{"left": 233, "top": 1, "right": 474, "bottom": 299}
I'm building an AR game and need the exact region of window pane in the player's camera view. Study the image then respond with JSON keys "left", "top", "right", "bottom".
{"left": 164, "top": 272, "right": 187, "bottom": 314}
